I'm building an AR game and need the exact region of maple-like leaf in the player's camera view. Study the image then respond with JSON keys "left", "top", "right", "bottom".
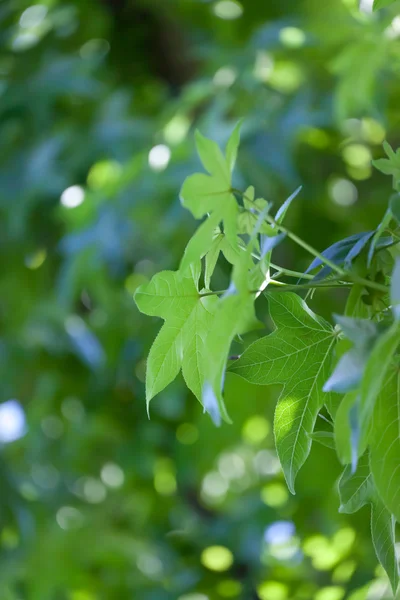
{"left": 373, "top": 141, "right": 400, "bottom": 191}
{"left": 179, "top": 125, "right": 241, "bottom": 271}
{"left": 229, "top": 292, "right": 336, "bottom": 493}
{"left": 338, "top": 452, "right": 399, "bottom": 593}
{"left": 134, "top": 264, "right": 217, "bottom": 410}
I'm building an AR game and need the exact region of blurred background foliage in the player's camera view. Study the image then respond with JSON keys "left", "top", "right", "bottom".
{"left": 1, "top": 0, "right": 400, "bottom": 598}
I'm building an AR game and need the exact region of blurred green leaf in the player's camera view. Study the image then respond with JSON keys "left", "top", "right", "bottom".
{"left": 339, "top": 453, "right": 399, "bottom": 592}
{"left": 370, "top": 370, "right": 400, "bottom": 522}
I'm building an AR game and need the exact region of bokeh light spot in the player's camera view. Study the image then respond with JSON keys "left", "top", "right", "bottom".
{"left": 164, "top": 115, "right": 190, "bottom": 145}
{"left": 12, "top": 32, "right": 40, "bottom": 51}
{"left": 213, "top": 1, "right": 243, "bottom": 20}
{"left": 83, "top": 478, "right": 107, "bottom": 503}
{"left": 300, "top": 127, "right": 330, "bottom": 149}
{"left": 20, "top": 4, "right": 47, "bottom": 28}
{"left": 261, "top": 482, "right": 289, "bottom": 507}
{"left": 314, "top": 586, "right": 345, "bottom": 600}
{"left": 101, "top": 462, "right": 124, "bottom": 488}
{"left": 0, "top": 400, "right": 26, "bottom": 443}
{"left": 361, "top": 118, "right": 386, "bottom": 144}
{"left": 254, "top": 449, "right": 281, "bottom": 475}
{"left": 218, "top": 452, "right": 245, "bottom": 480}
{"left": 346, "top": 165, "right": 372, "bottom": 181}
{"left": 154, "top": 459, "right": 177, "bottom": 495}
{"left": 332, "top": 560, "right": 356, "bottom": 583}
{"left": 60, "top": 185, "right": 85, "bottom": 208}
{"left": 213, "top": 67, "right": 237, "bottom": 87}
{"left": 265, "top": 521, "right": 295, "bottom": 545}
{"left": 280, "top": 27, "right": 306, "bottom": 48}
{"left": 56, "top": 506, "right": 84, "bottom": 530}
{"left": 342, "top": 144, "right": 371, "bottom": 168}
{"left": 201, "top": 546, "right": 234, "bottom": 572}
{"left": 148, "top": 144, "right": 171, "bottom": 171}
{"left": 257, "top": 581, "right": 288, "bottom": 600}
{"left": 329, "top": 178, "right": 358, "bottom": 206}
{"left": 201, "top": 471, "right": 229, "bottom": 502}
{"left": 332, "top": 528, "right": 356, "bottom": 553}
{"left": 137, "top": 554, "right": 163, "bottom": 578}
{"left": 268, "top": 62, "right": 304, "bottom": 93}
{"left": 242, "top": 415, "right": 270, "bottom": 444}
{"left": 253, "top": 51, "right": 274, "bottom": 82}
{"left": 87, "top": 160, "right": 121, "bottom": 189}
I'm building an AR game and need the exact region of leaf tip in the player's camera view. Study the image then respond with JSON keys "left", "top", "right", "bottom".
{"left": 282, "top": 471, "right": 296, "bottom": 496}
{"left": 202, "top": 382, "right": 222, "bottom": 427}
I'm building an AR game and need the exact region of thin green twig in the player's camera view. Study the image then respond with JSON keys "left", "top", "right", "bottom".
{"left": 199, "top": 279, "right": 352, "bottom": 298}
{"left": 233, "top": 188, "right": 389, "bottom": 296}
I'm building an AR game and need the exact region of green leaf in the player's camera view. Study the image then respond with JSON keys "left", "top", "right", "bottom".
{"left": 324, "top": 316, "right": 381, "bottom": 394}
{"left": 202, "top": 292, "right": 255, "bottom": 424}
{"left": 345, "top": 284, "right": 372, "bottom": 319}
{"left": 229, "top": 292, "right": 336, "bottom": 493}
{"left": 260, "top": 232, "right": 286, "bottom": 259}
{"left": 389, "top": 193, "right": 400, "bottom": 224}
{"left": 134, "top": 267, "right": 217, "bottom": 408}
{"left": 370, "top": 370, "right": 400, "bottom": 522}
{"left": 373, "top": 0, "right": 398, "bottom": 10}
{"left": 323, "top": 350, "right": 365, "bottom": 393}
{"left": 202, "top": 236, "right": 263, "bottom": 423}
{"left": 334, "top": 316, "right": 380, "bottom": 347}
{"left": 344, "top": 232, "right": 374, "bottom": 270}
{"left": 308, "top": 431, "right": 335, "bottom": 450}
{"left": 305, "top": 233, "right": 370, "bottom": 273}
{"left": 338, "top": 453, "right": 399, "bottom": 593}
{"left": 391, "top": 258, "right": 400, "bottom": 320}
{"left": 180, "top": 129, "right": 239, "bottom": 260}
{"left": 275, "top": 186, "right": 302, "bottom": 224}
{"left": 372, "top": 141, "right": 400, "bottom": 191}
{"left": 338, "top": 452, "right": 373, "bottom": 514}
{"left": 237, "top": 186, "right": 271, "bottom": 236}
{"left": 359, "top": 321, "right": 400, "bottom": 440}
{"left": 225, "top": 120, "right": 243, "bottom": 173}
{"left": 204, "top": 227, "right": 241, "bottom": 289}
{"left": 370, "top": 496, "right": 399, "bottom": 594}
{"left": 367, "top": 209, "right": 392, "bottom": 267}
{"left": 195, "top": 130, "right": 230, "bottom": 181}
{"left": 334, "top": 391, "right": 369, "bottom": 467}
{"left": 180, "top": 210, "right": 222, "bottom": 274}
{"left": 372, "top": 158, "right": 399, "bottom": 175}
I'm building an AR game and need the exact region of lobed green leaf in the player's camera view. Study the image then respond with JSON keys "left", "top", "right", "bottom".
{"left": 338, "top": 453, "right": 399, "bottom": 593}
{"left": 134, "top": 267, "right": 218, "bottom": 408}
{"left": 229, "top": 292, "right": 336, "bottom": 493}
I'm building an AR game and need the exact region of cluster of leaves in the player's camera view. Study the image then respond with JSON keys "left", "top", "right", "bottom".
{"left": 135, "top": 127, "right": 400, "bottom": 594}
{"left": 5, "top": 0, "right": 400, "bottom": 597}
